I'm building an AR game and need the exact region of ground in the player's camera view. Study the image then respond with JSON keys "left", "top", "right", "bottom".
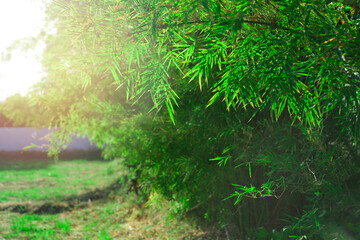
{"left": 0, "top": 158, "right": 223, "bottom": 239}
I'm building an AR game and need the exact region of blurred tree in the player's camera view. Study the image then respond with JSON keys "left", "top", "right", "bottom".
{"left": 0, "top": 111, "right": 13, "bottom": 127}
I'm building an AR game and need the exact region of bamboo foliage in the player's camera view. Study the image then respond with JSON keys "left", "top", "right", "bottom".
{"left": 1, "top": 0, "right": 359, "bottom": 238}
{"left": 52, "top": 0, "right": 360, "bottom": 138}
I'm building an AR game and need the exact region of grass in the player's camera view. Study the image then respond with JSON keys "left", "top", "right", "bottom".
{"left": 1, "top": 214, "right": 70, "bottom": 239}
{"left": 0, "top": 160, "right": 122, "bottom": 202}
{"left": 0, "top": 158, "right": 218, "bottom": 239}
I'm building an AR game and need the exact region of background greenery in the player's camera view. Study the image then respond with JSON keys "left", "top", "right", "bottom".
{"left": 1, "top": 0, "right": 359, "bottom": 238}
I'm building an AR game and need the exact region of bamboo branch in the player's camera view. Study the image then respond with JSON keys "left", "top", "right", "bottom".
{"left": 129, "top": 19, "right": 294, "bottom": 35}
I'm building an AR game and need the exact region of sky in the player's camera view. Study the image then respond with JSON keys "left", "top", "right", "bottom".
{"left": 0, "top": 0, "right": 48, "bottom": 101}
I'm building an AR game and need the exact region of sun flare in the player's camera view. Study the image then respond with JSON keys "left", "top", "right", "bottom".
{"left": 0, "top": 0, "right": 47, "bottom": 101}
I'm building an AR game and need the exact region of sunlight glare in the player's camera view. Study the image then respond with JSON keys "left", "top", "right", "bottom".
{"left": 0, "top": 0, "right": 47, "bottom": 101}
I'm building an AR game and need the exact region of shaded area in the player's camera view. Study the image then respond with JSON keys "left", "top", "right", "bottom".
{"left": 0, "top": 180, "right": 122, "bottom": 214}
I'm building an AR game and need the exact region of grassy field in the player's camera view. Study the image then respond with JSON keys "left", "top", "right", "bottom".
{"left": 0, "top": 159, "right": 219, "bottom": 239}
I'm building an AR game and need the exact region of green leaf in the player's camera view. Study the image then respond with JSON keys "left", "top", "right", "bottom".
{"left": 23, "top": 143, "right": 42, "bottom": 150}
{"left": 248, "top": 162, "right": 252, "bottom": 178}
{"left": 165, "top": 101, "right": 175, "bottom": 125}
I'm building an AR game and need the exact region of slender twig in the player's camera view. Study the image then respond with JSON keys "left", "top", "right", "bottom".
{"left": 129, "top": 18, "right": 294, "bottom": 35}
{"left": 242, "top": 20, "right": 293, "bottom": 31}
